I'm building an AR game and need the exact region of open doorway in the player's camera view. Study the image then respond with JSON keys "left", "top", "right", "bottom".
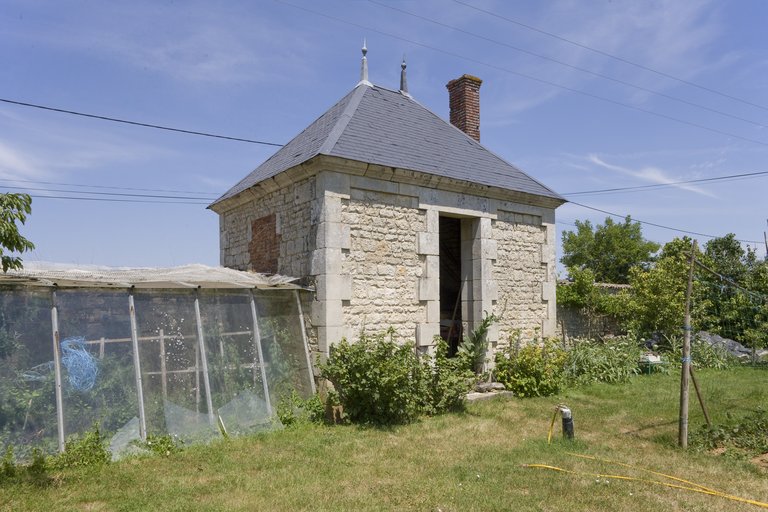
{"left": 439, "top": 216, "right": 463, "bottom": 355}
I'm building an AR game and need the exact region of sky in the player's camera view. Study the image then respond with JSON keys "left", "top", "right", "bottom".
{"left": 1, "top": 0, "right": 767, "bottom": 273}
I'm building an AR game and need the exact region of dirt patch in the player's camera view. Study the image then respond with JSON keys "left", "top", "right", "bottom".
{"left": 750, "top": 452, "right": 768, "bottom": 470}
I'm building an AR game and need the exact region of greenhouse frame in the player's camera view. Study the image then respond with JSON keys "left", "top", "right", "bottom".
{"left": 0, "top": 264, "right": 315, "bottom": 459}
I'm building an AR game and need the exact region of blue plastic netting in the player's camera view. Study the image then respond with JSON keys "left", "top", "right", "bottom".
{"left": 60, "top": 336, "right": 99, "bottom": 391}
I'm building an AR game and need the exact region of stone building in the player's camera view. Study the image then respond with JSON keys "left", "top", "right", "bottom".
{"left": 209, "top": 50, "right": 565, "bottom": 358}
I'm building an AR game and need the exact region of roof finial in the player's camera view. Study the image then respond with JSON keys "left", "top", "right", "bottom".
{"left": 399, "top": 55, "right": 409, "bottom": 96}
{"left": 358, "top": 39, "right": 371, "bottom": 86}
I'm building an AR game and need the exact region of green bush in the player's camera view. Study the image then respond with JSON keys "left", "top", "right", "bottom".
{"left": 659, "top": 335, "right": 736, "bottom": 370}
{"left": 422, "top": 338, "right": 473, "bottom": 416}
{"left": 49, "top": 424, "right": 111, "bottom": 470}
{"left": 494, "top": 337, "right": 567, "bottom": 397}
{"left": 321, "top": 330, "right": 425, "bottom": 425}
{"left": 565, "top": 337, "right": 642, "bottom": 385}
{"left": 690, "top": 409, "right": 768, "bottom": 458}
{"left": 277, "top": 390, "right": 326, "bottom": 427}
{"left": 139, "top": 434, "right": 184, "bottom": 457}
{"left": 321, "top": 330, "right": 473, "bottom": 425}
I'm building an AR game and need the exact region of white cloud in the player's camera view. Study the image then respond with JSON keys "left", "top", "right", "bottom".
{"left": 587, "top": 154, "right": 715, "bottom": 197}
{"left": 0, "top": 141, "right": 44, "bottom": 180}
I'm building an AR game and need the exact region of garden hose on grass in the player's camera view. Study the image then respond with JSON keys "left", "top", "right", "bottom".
{"left": 524, "top": 453, "right": 768, "bottom": 509}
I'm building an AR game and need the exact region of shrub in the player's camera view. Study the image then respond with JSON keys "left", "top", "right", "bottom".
{"left": 49, "top": 424, "right": 111, "bottom": 470}
{"left": 564, "top": 337, "right": 642, "bottom": 385}
{"left": 277, "top": 390, "right": 326, "bottom": 427}
{"left": 321, "top": 330, "right": 474, "bottom": 425}
{"left": 690, "top": 409, "right": 768, "bottom": 458}
{"left": 659, "top": 335, "right": 736, "bottom": 370}
{"left": 139, "top": 434, "right": 184, "bottom": 457}
{"left": 494, "top": 336, "right": 567, "bottom": 397}
{"left": 422, "top": 338, "right": 473, "bottom": 415}
{"left": 321, "top": 330, "right": 425, "bottom": 425}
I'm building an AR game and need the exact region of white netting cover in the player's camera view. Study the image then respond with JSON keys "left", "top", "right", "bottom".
{"left": 1, "top": 263, "right": 300, "bottom": 289}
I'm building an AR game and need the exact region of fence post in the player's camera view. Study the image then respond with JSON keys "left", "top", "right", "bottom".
{"left": 50, "top": 289, "right": 66, "bottom": 453}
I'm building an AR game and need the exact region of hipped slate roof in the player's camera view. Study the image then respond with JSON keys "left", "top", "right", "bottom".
{"left": 211, "top": 83, "right": 564, "bottom": 206}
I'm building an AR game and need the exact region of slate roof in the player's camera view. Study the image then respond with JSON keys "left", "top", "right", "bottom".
{"left": 211, "top": 83, "right": 564, "bottom": 206}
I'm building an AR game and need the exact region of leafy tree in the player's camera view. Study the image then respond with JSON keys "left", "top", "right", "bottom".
{"left": 561, "top": 216, "right": 659, "bottom": 284}
{"left": 0, "top": 194, "right": 34, "bottom": 272}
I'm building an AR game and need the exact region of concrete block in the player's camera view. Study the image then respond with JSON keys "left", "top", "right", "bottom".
{"left": 426, "top": 300, "right": 440, "bottom": 323}
{"left": 350, "top": 175, "right": 398, "bottom": 194}
{"left": 415, "top": 323, "right": 440, "bottom": 347}
{"left": 310, "top": 248, "right": 342, "bottom": 275}
{"left": 316, "top": 274, "right": 352, "bottom": 301}
{"left": 484, "top": 240, "right": 498, "bottom": 260}
{"left": 542, "top": 280, "right": 556, "bottom": 302}
{"left": 424, "top": 255, "right": 440, "bottom": 278}
{"left": 311, "top": 299, "right": 343, "bottom": 326}
{"left": 316, "top": 222, "right": 351, "bottom": 250}
{"left": 416, "top": 232, "right": 440, "bottom": 255}
{"left": 318, "top": 325, "right": 350, "bottom": 355}
{"left": 418, "top": 277, "right": 439, "bottom": 301}
{"left": 316, "top": 171, "right": 350, "bottom": 196}
{"left": 424, "top": 208, "right": 439, "bottom": 233}
{"left": 486, "top": 322, "right": 499, "bottom": 343}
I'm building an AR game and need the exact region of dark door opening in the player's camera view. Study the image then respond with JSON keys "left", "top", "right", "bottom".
{"left": 439, "top": 216, "right": 463, "bottom": 355}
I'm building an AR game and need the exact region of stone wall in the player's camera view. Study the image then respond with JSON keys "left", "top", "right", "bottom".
{"left": 218, "top": 177, "right": 315, "bottom": 280}
{"left": 492, "top": 210, "right": 553, "bottom": 349}
{"left": 341, "top": 189, "right": 426, "bottom": 341}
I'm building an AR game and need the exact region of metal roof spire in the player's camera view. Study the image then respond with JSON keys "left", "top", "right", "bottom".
{"left": 358, "top": 39, "right": 371, "bottom": 87}
{"left": 399, "top": 55, "right": 410, "bottom": 96}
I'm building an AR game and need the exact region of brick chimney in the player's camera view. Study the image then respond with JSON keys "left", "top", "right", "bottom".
{"left": 446, "top": 74, "right": 482, "bottom": 142}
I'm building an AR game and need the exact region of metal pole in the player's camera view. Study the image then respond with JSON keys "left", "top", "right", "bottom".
{"left": 193, "top": 291, "right": 216, "bottom": 425}
{"left": 679, "top": 240, "right": 697, "bottom": 448}
{"left": 128, "top": 291, "right": 148, "bottom": 440}
{"left": 50, "top": 289, "right": 65, "bottom": 453}
{"left": 159, "top": 329, "right": 168, "bottom": 401}
{"left": 249, "top": 290, "right": 272, "bottom": 416}
{"left": 294, "top": 290, "right": 316, "bottom": 395}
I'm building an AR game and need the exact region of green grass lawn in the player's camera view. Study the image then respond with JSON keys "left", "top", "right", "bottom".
{"left": 2, "top": 367, "right": 766, "bottom": 511}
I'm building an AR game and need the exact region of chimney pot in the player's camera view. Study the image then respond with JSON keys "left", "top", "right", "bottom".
{"left": 446, "top": 74, "right": 482, "bottom": 142}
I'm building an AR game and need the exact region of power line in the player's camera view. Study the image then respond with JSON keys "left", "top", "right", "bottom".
{"left": 562, "top": 170, "right": 768, "bottom": 196}
{"left": 26, "top": 194, "right": 209, "bottom": 205}
{"left": 567, "top": 200, "right": 762, "bottom": 244}
{"left": 0, "top": 177, "right": 221, "bottom": 197}
{"left": 277, "top": 1, "right": 768, "bottom": 149}
{"left": 451, "top": 0, "right": 768, "bottom": 112}
{"left": 0, "top": 98, "right": 285, "bottom": 147}
{"left": 369, "top": 0, "right": 766, "bottom": 128}
{"left": 0, "top": 184, "right": 214, "bottom": 200}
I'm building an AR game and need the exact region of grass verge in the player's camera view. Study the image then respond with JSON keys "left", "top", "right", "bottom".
{"left": 1, "top": 367, "right": 766, "bottom": 511}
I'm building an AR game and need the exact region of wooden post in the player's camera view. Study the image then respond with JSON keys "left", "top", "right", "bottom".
{"left": 689, "top": 366, "right": 712, "bottom": 428}
{"left": 99, "top": 337, "right": 105, "bottom": 359}
{"left": 679, "top": 239, "right": 697, "bottom": 448}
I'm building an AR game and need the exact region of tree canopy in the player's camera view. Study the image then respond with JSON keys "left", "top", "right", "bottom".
{"left": 0, "top": 193, "right": 34, "bottom": 272}
{"left": 561, "top": 216, "right": 659, "bottom": 284}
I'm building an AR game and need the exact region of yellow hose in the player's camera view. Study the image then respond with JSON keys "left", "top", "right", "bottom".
{"left": 523, "top": 463, "right": 768, "bottom": 509}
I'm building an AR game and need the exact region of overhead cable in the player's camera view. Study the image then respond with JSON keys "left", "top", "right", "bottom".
{"left": 567, "top": 200, "right": 762, "bottom": 244}
{"left": 369, "top": 0, "right": 765, "bottom": 128}
{"left": 451, "top": 0, "right": 768, "bottom": 112}
{"left": 562, "top": 170, "right": 768, "bottom": 196}
{"left": 0, "top": 98, "right": 284, "bottom": 147}
{"left": 276, "top": 0, "right": 768, "bottom": 149}
{"left": 0, "top": 177, "right": 220, "bottom": 197}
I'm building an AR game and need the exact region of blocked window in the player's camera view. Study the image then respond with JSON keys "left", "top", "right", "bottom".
{"left": 249, "top": 214, "right": 281, "bottom": 274}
